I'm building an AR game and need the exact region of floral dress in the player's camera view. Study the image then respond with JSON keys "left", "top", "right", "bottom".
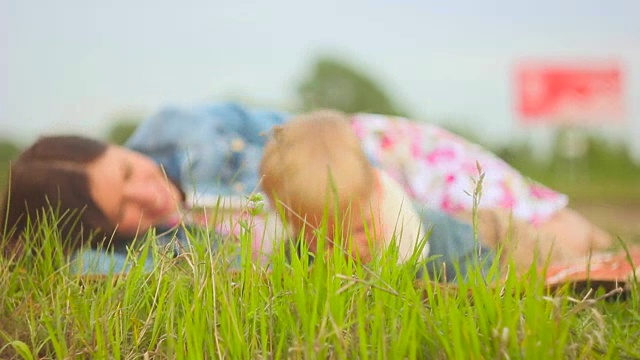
{"left": 351, "top": 114, "right": 568, "bottom": 226}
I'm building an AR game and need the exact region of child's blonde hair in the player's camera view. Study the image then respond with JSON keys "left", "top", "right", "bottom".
{"left": 260, "top": 110, "right": 376, "bottom": 244}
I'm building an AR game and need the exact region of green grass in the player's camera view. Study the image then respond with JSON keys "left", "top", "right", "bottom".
{"left": 1, "top": 217, "right": 639, "bottom": 359}
{"left": 1, "top": 156, "right": 639, "bottom": 358}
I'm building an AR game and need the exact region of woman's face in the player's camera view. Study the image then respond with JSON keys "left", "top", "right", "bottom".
{"left": 87, "top": 145, "right": 183, "bottom": 236}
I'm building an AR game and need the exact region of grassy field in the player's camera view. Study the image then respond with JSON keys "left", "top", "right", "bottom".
{"left": 1, "top": 217, "right": 639, "bottom": 359}
{"left": 1, "top": 142, "right": 639, "bottom": 358}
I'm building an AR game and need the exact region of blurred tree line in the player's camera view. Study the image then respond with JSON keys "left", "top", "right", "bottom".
{"left": 298, "top": 58, "right": 406, "bottom": 116}
{"left": 496, "top": 132, "right": 640, "bottom": 201}
{"left": 0, "top": 142, "right": 21, "bottom": 189}
{"left": 1, "top": 56, "right": 638, "bottom": 200}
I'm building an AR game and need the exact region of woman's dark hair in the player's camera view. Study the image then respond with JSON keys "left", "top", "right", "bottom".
{"left": 1, "top": 136, "right": 120, "bottom": 256}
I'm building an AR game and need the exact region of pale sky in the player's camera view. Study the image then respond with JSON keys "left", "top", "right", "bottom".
{"left": 3, "top": 0, "right": 640, "bottom": 158}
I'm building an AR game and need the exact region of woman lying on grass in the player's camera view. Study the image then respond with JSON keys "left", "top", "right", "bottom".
{"left": 1, "top": 136, "right": 188, "bottom": 271}
{"left": 0, "top": 102, "right": 613, "bottom": 279}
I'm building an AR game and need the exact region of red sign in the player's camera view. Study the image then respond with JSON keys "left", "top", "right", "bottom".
{"left": 515, "top": 61, "right": 625, "bottom": 124}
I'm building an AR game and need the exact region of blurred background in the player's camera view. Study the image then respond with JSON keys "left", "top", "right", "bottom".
{"left": 2, "top": 0, "right": 639, "bottom": 241}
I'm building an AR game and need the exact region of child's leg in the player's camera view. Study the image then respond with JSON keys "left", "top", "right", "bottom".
{"left": 456, "top": 208, "right": 613, "bottom": 273}
{"left": 536, "top": 208, "right": 613, "bottom": 255}
{"left": 469, "top": 209, "right": 563, "bottom": 273}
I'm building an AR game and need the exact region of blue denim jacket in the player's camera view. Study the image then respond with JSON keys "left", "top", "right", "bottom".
{"left": 126, "top": 102, "right": 289, "bottom": 198}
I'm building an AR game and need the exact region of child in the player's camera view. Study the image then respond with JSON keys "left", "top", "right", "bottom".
{"left": 260, "top": 109, "right": 501, "bottom": 282}
{"left": 260, "top": 110, "right": 427, "bottom": 264}
{"left": 259, "top": 109, "right": 613, "bottom": 277}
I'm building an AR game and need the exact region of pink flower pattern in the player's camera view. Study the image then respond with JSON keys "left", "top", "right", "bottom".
{"left": 351, "top": 114, "right": 568, "bottom": 223}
